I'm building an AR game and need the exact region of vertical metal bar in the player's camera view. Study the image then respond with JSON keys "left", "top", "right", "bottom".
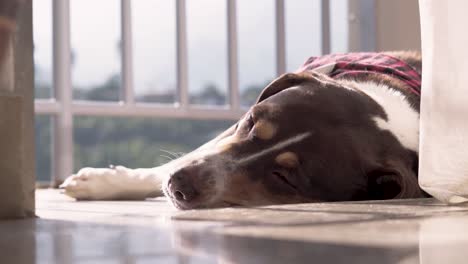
{"left": 121, "top": 0, "right": 134, "bottom": 103}
{"left": 358, "top": 0, "right": 376, "bottom": 52}
{"left": 348, "top": 0, "right": 375, "bottom": 52}
{"left": 227, "top": 0, "right": 239, "bottom": 110}
{"left": 176, "top": 0, "right": 189, "bottom": 107}
{"left": 321, "top": 0, "right": 331, "bottom": 54}
{"left": 52, "top": 0, "right": 73, "bottom": 183}
{"left": 275, "top": 0, "right": 286, "bottom": 75}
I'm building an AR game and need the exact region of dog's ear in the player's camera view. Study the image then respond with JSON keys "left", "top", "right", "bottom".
{"left": 256, "top": 72, "right": 325, "bottom": 103}
{"left": 366, "top": 167, "right": 423, "bottom": 200}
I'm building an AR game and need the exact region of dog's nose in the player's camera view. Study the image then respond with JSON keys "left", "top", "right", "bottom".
{"left": 168, "top": 169, "right": 198, "bottom": 202}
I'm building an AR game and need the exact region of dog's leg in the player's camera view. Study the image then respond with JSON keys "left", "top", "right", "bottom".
{"left": 60, "top": 165, "right": 165, "bottom": 200}
{"left": 60, "top": 124, "right": 237, "bottom": 201}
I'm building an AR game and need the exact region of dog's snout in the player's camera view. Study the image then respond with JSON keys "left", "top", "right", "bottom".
{"left": 168, "top": 169, "right": 198, "bottom": 202}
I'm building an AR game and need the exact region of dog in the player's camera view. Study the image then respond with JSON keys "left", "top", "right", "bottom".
{"left": 61, "top": 51, "right": 427, "bottom": 209}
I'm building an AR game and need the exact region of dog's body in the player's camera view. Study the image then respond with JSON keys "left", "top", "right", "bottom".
{"left": 61, "top": 51, "right": 427, "bottom": 209}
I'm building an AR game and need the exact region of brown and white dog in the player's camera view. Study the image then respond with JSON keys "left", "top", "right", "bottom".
{"left": 61, "top": 51, "right": 428, "bottom": 209}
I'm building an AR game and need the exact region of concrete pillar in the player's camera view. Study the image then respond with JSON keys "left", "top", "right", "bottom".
{"left": 0, "top": 0, "right": 35, "bottom": 219}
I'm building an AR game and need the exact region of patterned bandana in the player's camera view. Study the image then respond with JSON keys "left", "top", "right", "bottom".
{"left": 297, "top": 52, "right": 421, "bottom": 96}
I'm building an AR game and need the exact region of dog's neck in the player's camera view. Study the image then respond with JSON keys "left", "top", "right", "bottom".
{"left": 347, "top": 80, "right": 420, "bottom": 153}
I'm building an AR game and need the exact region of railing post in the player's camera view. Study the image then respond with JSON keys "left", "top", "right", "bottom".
{"left": 176, "top": 0, "right": 189, "bottom": 108}
{"left": 275, "top": 0, "right": 286, "bottom": 75}
{"left": 347, "top": 0, "right": 376, "bottom": 52}
{"left": 227, "top": 0, "right": 240, "bottom": 110}
{"left": 121, "top": 0, "right": 134, "bottom": 103}
{"left": 52, "top": 0, "right": 73, "bottom": 184}
{"left": 321, "top": 0, "right": 330, "bottom": 54}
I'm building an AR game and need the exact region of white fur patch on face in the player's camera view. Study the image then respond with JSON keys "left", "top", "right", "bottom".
{"left": 349, "top": 81, "right": 420, "bottom": 152}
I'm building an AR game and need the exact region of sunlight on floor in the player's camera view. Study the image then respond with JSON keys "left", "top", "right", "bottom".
{"left": 1, "top": 190, "right": 468, "bottom": 263}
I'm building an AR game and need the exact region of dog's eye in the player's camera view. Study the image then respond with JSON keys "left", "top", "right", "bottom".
{"left": 272, "top": 170, "right": 298, "bottom": 191}
{"left": 240, "top": 113, "right": 255, "bottom": 132}
{"left": 246, "top": 114, "right": 260, "bottom": 140}
{"left": 237, "top": 113, "right": 256, "bottom": 139}
{"left": 246, "top": 114, "right": 255, "bottom": 130}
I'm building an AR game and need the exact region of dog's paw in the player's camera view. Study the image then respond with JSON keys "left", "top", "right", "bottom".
{"left": 60, "top": 166, "right": 139, "bottom": 200}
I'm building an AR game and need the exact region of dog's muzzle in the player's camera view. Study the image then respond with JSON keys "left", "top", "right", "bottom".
{"left": 165, "top": 167, "right": 202, "bottom": 209}
{"left": 168, "top": 169, "right": 199, "bottom": 201}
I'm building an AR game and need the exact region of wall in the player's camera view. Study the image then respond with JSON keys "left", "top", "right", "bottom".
{"left": 375, "top": 0, "right": 421, "bottom": 51}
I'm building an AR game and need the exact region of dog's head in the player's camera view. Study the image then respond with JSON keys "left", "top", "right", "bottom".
{"left": 162, "top": 71, "right": 423, "bottom": 209}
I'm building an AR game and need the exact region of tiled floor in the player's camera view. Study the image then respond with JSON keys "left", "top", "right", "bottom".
{"left": 1, "top": 190, "right": 468, "bottom": 263}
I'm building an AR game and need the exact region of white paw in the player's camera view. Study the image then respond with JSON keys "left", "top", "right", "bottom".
{"left": 60, "top": 166, "right": 147, "bottom": 200}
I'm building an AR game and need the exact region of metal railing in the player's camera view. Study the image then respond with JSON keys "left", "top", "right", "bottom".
{"left": 35, "top": 0, "right": 335, "bottom": 183}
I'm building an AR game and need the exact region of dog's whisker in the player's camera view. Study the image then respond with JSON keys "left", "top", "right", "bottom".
{"left": 175, "top": 152, "right": 186, "bottom": 158}
{"left": 160, "top": 149, "right": 180, "bottom": 159}
{"left": 160, "top": 154, "right": 175, "bottom": 162}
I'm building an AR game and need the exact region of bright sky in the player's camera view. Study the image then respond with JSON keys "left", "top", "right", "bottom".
{"left": 33, "top": 0, "right": 348, "bottom": 97}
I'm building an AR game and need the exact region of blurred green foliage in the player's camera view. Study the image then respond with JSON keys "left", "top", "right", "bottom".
{"left": 34, "top": 74, "right": 267, "bottom": 181}
{"left": 73, "top": 116, "right": 233, "bottom": 170}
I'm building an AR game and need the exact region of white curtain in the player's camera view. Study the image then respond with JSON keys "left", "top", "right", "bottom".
{"left": 419, "top": 0, "right": 468, "bottom": 203}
